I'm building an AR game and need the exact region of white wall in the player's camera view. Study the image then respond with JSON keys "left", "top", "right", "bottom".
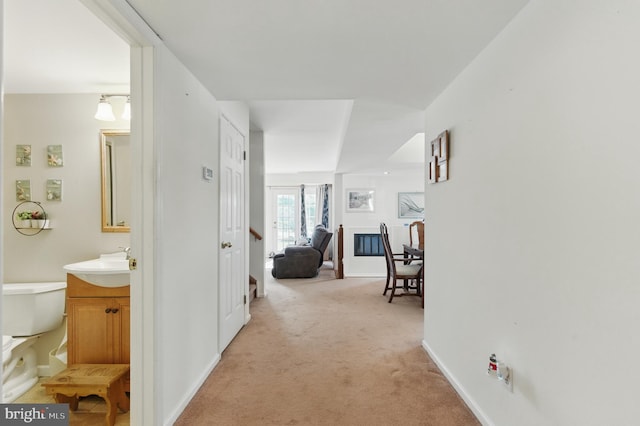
{"left": 341, "top": 171, "right": 423, "bottom": 276}
{"left": 219, "top": 102, "right": 250, "bottom": 137}
{"left": 423, "top": 1, "right": 640, "bottom": 425}
{"left": 266, "top": 172, "right": 335, "bottom": 187}
{"left": 2, "top": 94, "right": 130, "bottom": 282}
{"left": 249, "top": 130, "right": 266, "bottom": 296}
{"left": 153, "top": 45, "right": 221, "bottom": 424}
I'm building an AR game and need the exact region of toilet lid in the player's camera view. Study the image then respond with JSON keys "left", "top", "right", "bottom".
{"left": 2, "top": 335, "right": 12, "bottom": 351}
{"left": 2, "top": 335, "right": 13, "bottom": 363}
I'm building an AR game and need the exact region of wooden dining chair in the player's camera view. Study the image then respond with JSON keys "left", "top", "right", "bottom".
{"left": 380, "top": 223, "right": 422, "bottom": 303}
{"left": 408, "top": 220, "right": 424, "bottom": 249}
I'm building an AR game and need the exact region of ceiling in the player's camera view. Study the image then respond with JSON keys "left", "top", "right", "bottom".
{"left": 4, "top": 0, "right": 530, "bottom": 175}
{"left": 4, "top": 0, "right": 130, "bottom": 94}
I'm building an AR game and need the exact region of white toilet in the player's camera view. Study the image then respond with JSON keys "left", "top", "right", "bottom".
{"left": 2, "top": 282, "right": 66, "bottom": 403}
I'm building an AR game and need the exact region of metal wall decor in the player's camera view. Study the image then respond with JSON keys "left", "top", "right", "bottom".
{"left": 12, "top": 201, "right": 48, "bottom": 236}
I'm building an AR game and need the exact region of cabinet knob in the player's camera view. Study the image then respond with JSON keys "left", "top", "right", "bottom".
{"left": 105, "top": 308, "right": 112, "bottom": 313}
{"left": 112, "top": 308, "right": 119, "bottom": 314}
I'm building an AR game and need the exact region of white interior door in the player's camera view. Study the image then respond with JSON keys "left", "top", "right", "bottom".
{"left": 219, "top": 115, "right": 246, "bottom": 351}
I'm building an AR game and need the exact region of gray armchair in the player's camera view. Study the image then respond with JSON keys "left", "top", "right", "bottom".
{"left": 271, "top": 225, "right": 333, "bottom": 279}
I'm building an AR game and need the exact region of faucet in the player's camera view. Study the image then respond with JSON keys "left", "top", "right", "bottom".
{"left": 120, "top": 246, "right": 131, "bottom": 259}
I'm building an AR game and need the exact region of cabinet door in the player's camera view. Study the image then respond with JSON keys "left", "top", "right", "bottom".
{"left": 114, "top": 297, "right": 130, "bottom": 364}
{"left": 67, "top": 298, "right": 115, "bottom": 364}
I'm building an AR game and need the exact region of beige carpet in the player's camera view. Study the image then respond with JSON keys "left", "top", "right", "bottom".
{"left": 176, "top": 268, "right": 479, "bottom": 426}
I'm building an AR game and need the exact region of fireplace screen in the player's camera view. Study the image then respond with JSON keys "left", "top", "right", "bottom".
{"left": 354, "top": 233, "right": 384, "bottom": 256}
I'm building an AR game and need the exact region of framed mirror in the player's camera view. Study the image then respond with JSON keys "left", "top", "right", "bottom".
{"left": 100, "top": 130, "right": 131, "bottom": 232}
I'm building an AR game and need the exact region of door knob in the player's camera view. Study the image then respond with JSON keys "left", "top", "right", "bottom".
{"left": 221, "top": 241, "right": 233, "bottom": 249}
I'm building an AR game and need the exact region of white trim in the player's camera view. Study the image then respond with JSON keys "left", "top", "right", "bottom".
{"left": 0, "top": 0, "right": 5, "bottom": 403}
{"left": 79, "top": 0, "right": 163, "bottom": 47}
{"left": 244, "top": 125, "right": 251, "bottom": 325}
{"left": 344, "top": 273, "right": 386, "bottom": 278}
{"left": 421, "top": 339, "right": 492, "bottom": 426}
{"left": 162, "top": 354, "right": 221, "bottom": 426}
{"left": 79, "top": 1, "right": 159, "bottom": 424}
{"left": 36, "top": 365, "right": 50, "bottom": 378}
{"left": 134, "top": 44, "right": 157, "bottom": 426}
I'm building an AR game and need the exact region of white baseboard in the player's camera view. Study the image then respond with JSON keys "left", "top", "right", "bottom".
{"left": 37, "top": 365, "right": 50, "bottom": 377}
{"left": 421, "top": 340, "right": 492, "bottom": 426}
{"left": 164, "top": 353, "right": 221, "bottom": 426}
{"left": 344, "top": 273, "right": 385, "bottom": 278}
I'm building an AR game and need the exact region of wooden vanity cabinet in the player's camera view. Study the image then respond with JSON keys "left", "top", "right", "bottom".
{"left": 66, "top": 274, "right": 130, "bottom": 366}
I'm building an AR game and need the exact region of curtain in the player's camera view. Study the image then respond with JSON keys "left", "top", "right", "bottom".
{"left": 300, "top": 184, "right": 307, "bottom": 238}
{"left": 315, "top": 184, "right": 331, "bottom": 229}
{"left": 317, "top": 184, "right": 332, "bottom": 259}
{"left": 321, "top": 184, "right": 330, "bottom": 229}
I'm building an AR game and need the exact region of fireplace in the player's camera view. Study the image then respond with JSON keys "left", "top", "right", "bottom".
{"left": 353, "top": 233, "right": 384, "bottom": 257}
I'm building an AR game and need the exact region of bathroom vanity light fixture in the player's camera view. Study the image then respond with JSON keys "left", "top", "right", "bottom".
{"left": 95, "top": 96, "right": 115, "bottom": 121}
{"left": 122, "top": 96, "right": 131, "bottom": 120}
{"left": 95, "top": 94, "right": 131, "bottom": 121}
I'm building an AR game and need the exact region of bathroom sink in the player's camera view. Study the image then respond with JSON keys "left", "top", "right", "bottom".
{"left": 63, "top": 253, "right": 130, "bottom": 287}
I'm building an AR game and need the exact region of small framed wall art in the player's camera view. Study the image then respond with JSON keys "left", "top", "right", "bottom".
{"left": 16, "top": 145, "right": 31, "bottom": 166}
{"left": 47, "top": 145, "right": 64, "bottom": 167}
{"left": 46, "top": 179, "right": 63, "bottom": 201}
{"left": 16, "top": 180, "right": 31, "bottom": 201}
{"left": 346, "top": 188, "right": 375, "bottom": 212}
{"left": 429, "top": 130, "right": 449, "bottom": 184}
{"left": 398, "top": 192, "right": 424, "bottom": 219}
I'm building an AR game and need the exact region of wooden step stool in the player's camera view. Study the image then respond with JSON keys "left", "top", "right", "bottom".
{"left": 41, "top": 364, "right": 130, "bottom": 426}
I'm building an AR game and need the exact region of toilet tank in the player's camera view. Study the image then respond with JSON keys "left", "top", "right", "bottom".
{"left": 2, "top": 282, "right": 67, "bottom": 336}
